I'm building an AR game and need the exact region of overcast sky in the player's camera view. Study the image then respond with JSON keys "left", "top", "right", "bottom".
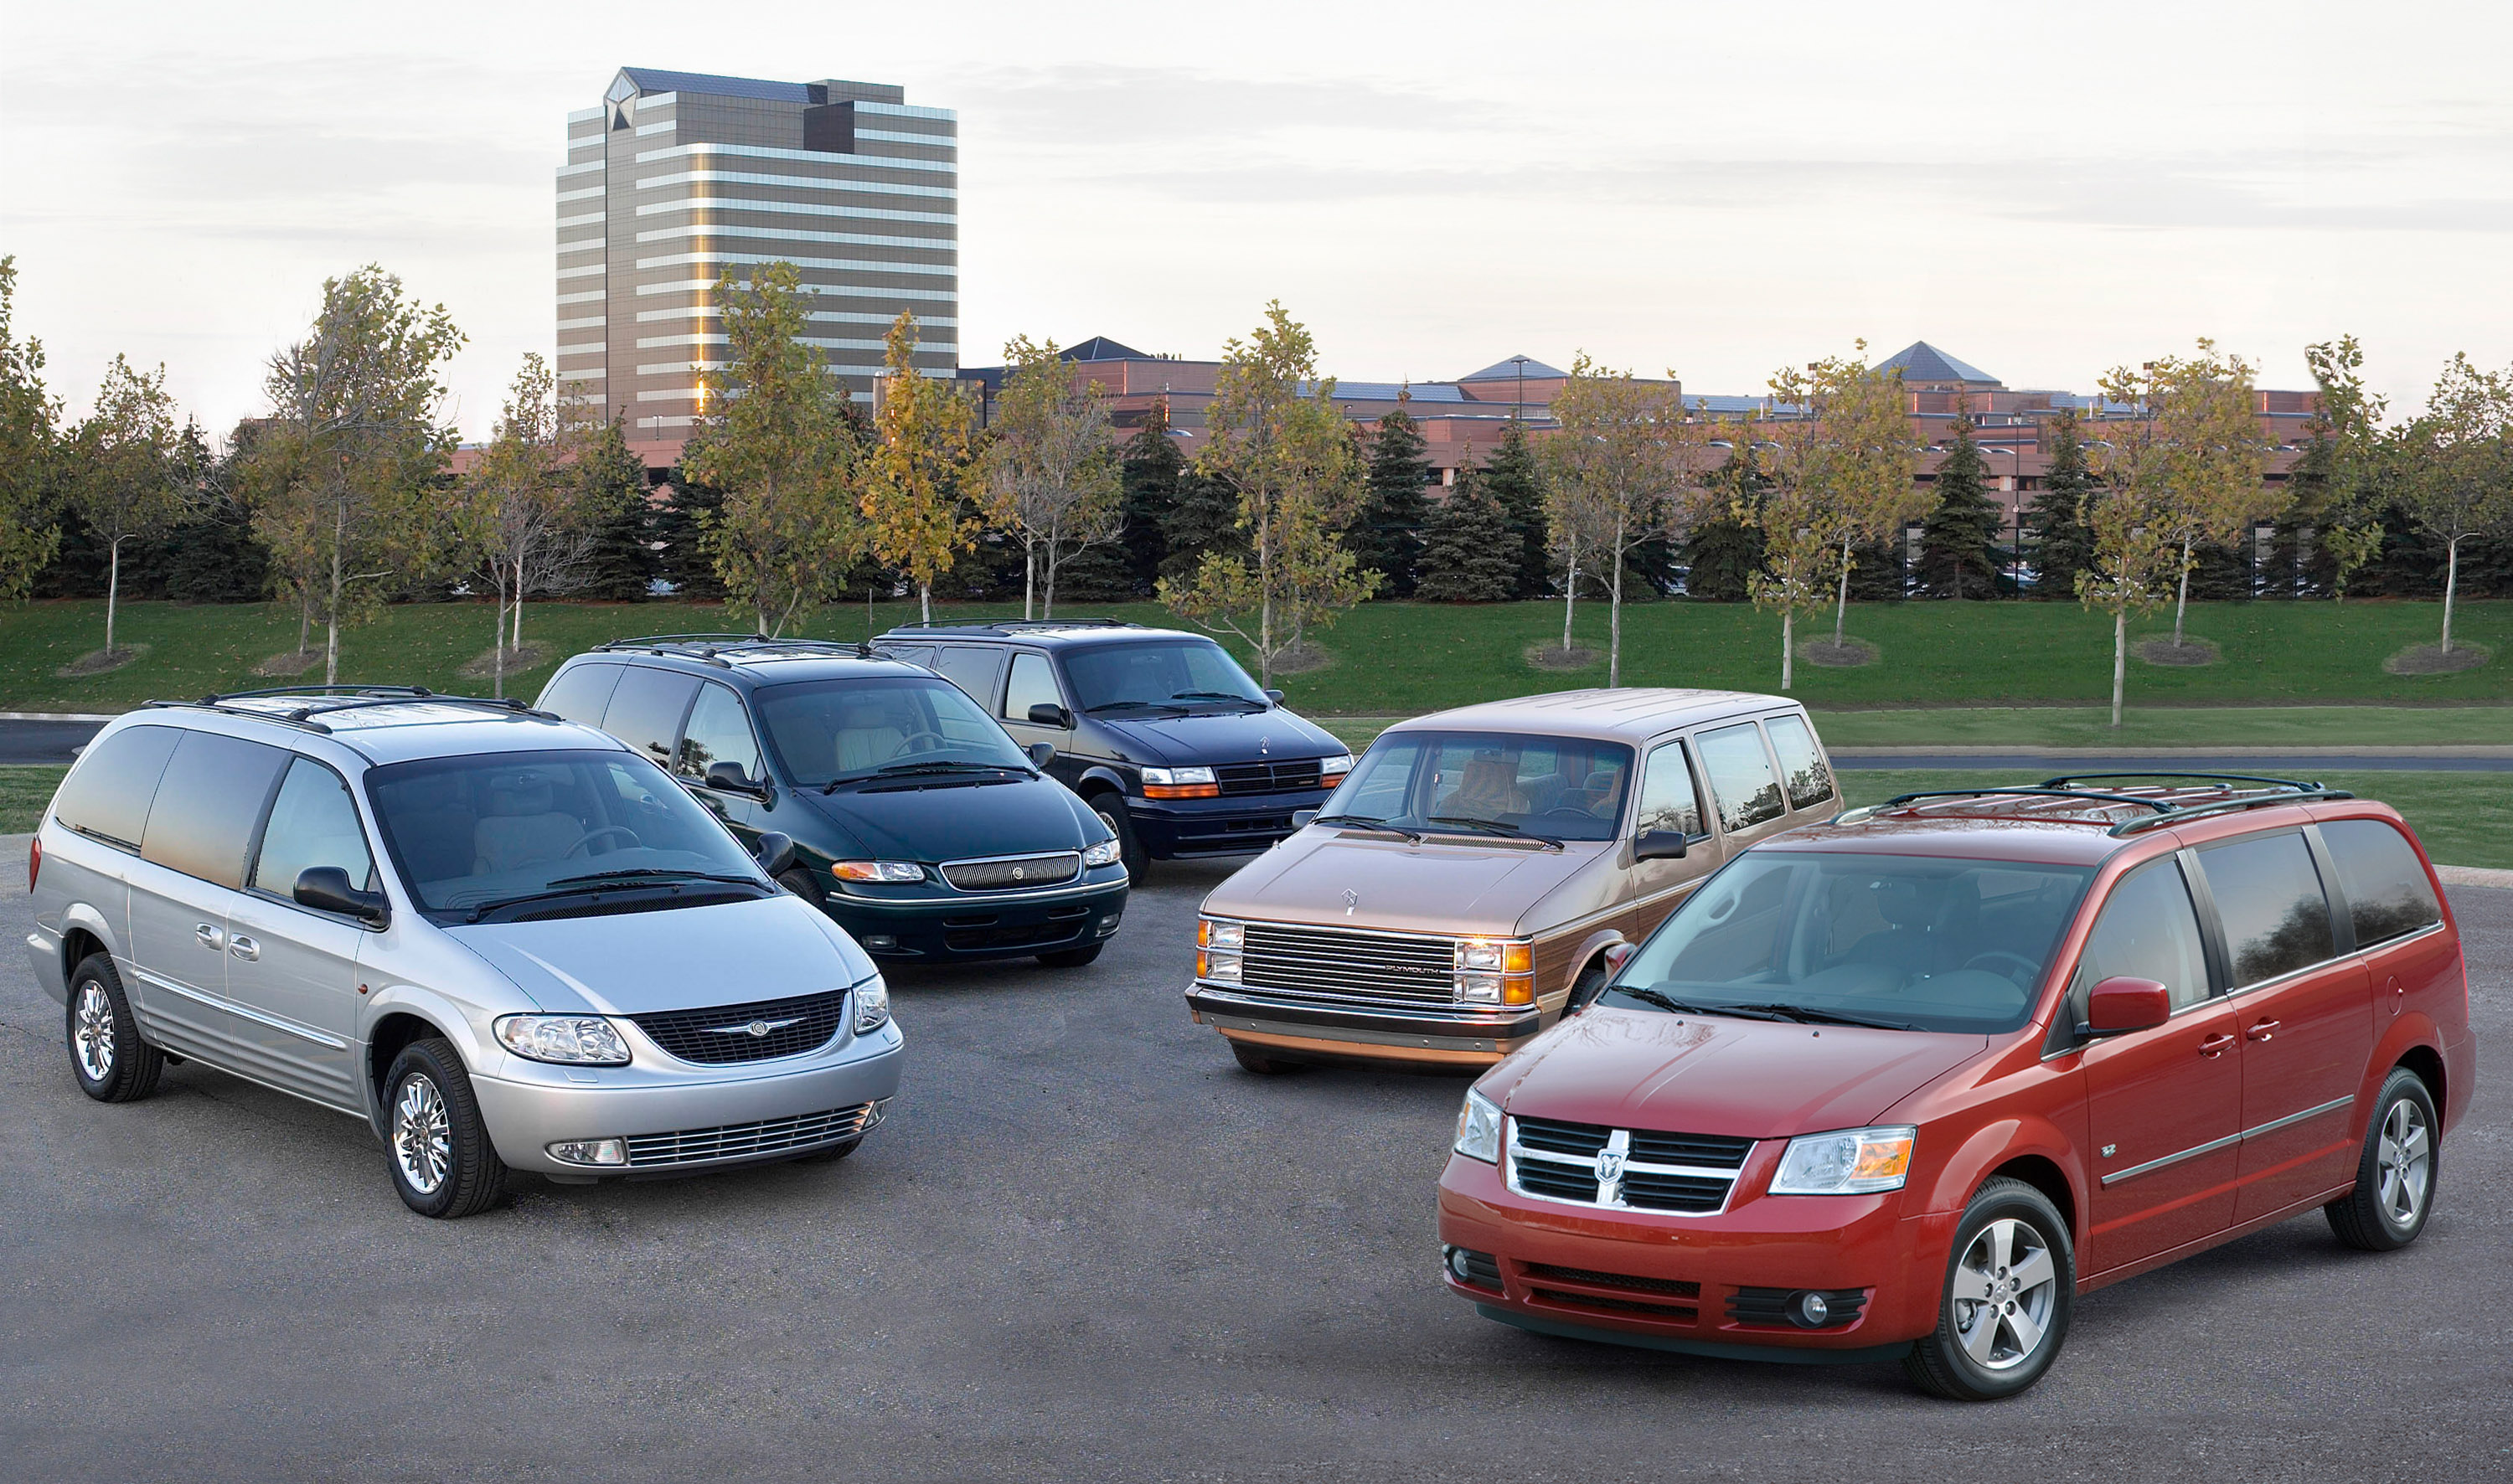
{"left": 5, "top": 0, "right": 2507, "bottom": 440}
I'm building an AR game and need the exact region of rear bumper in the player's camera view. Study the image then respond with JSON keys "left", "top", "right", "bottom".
{"left": 1130, "top": 790, "right": 1329, "bottom": 860}
{"left": 818, "top": 878, "right": 1128, "bottom": 961}
{"left": 1185, "top": 984, "right": 1540, "bottom": 1066}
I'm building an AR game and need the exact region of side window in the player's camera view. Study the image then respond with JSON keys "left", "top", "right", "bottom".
{"left": 2197, "top": 832, "right": 2336, "bottom": 987}
{"left": 600, "top": 667, "right": 701, "bottom": 765}
{"left": 141, "top": 732, "right": 290, "bottom": 889}
{"left": 1003, "top": 652, "right": 1063, "bottom": 721}
{"left": 251, "top": 758, "right": 376, "bottom": 898}
{"left": 1764, "top": 714, "right": 1834, "bottom": 810}
{"left": 2319, "top": 818, "right": 2442, "bottom": 949}
{"left": 882, "top": 644, "right": 937, "bottom": 669}
{"left": 536, "top": 662, "right": 623, "bottom": 725}
{"left": 2072, "top": 858, "right": 2213, "bottom": 1014}
{"left": 50, "top": 723, "right": 182, "bottom": 848}
{"left": 1696, "top": 722, "right": 1784, "bottom": 832}
{"left": 677, "top": 683, "right": 762, "bottom": 782}
{"left": 931, "top": 646, "right": 1008, "bottom": 707}
{"left": 1633, "top": 742, "right": 1703, "bottom": 838}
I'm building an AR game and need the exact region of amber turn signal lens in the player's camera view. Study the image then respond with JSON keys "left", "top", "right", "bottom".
{"left": 1143, "top": 782, "right": 1221, "bottom": 799}
{"left": 1501, "top": 973, "right": 1535, "bottom": 1006}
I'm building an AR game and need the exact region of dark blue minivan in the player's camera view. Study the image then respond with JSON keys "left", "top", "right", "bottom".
{"left": 872, "top": 621, "right": 1349, "bottom": 874}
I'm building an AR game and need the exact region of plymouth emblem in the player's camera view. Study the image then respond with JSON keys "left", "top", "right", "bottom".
{"left": 1258, "top": 735, "right": 1271, "bottom": 755}
{"left": 1342, "top": 888, "right": 1358, "bottom": 916}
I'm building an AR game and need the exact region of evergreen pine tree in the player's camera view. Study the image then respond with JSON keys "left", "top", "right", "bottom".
{"left": 2023, "top": 409, "right": 2096, "bottom": 599}
{"left": 653, "top": 472, "right": 725, "bottom": 601}
{"left": 575, "top": 418, "right": 658, "bottom": 601}
{"left": 1680, "top": 452, "right": 1766, "bottom": 601}
{"left": 1157, "top": 464, "right": 1246, "bottom": 585}
{"left": 1061, "top": 401, "right": 1182, "bottom": 600}
{"left": 1415, "top": 458, "right": 1516, "bottom": 601}
{"left": 1349, "top": 404, "right": 1429, "bottom": 596}
{"left": 1917, "top": 410, "right": 2001, "bottom": 600}
{"left": 1480, "top": 419, "right": 1550, "bottom": 598}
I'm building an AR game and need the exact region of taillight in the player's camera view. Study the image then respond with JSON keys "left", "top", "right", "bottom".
{"left": 27, "top": 834, "right": 39, "bottom": 892}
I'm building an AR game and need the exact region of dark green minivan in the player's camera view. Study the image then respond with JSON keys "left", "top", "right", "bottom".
{"left": 537, "top": 636, "right": 1128, "bottom": 967}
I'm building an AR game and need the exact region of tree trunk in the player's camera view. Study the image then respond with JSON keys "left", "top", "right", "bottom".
{"left": 1607, "top": 513, "right": 1627, "bottom": 688}
{"left": 1781, "top": 608, "right": 1794, "bottom": 692}
{"left": 919, "top": 583, "right": 931, "bottom": 626}
{"left": 324, "top": 499, "right": 346, "bottom": 686}
{"left": 1042, "top": 544, "right": 1058, "bottom": 619}
{"left": 492, "top": 600, "right": 506, "bottom": 699}
{"left": 2111, "top": 610, "right": 2127, "bottom": 728}
{"left": 1561, "top": 554, "right": 1578, "bottom": 651}
{"left": 105, "top": 538, "right": 121, "bottom": 656}
{"left": 512, "top": 555, "right": 525, "bottom": 650}
{"left": 1833, "top": 535, "right": 1852, "bottom": 646}
{"left": 2173, "top": 538, "right": 2192, "bottom": 646}
{"left": 297, "top": 593, "right": 312, "bottom": 656}
{"left": 1023, "top": 541, "right": 1035, "bottom": 621}
{"left": 2443, "top": 534, "right": 2463, "bottom": 652}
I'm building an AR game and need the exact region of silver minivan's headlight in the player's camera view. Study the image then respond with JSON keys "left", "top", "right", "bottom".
{"left": 496, "top": 1014, "right": 632, "bottom": 1065}
{"left": 1768, "top": 1126, "right": 1917, "bottom": 1194}
{"left": 1082, "top": 837, "right": 1123, "bottom": 868}
{"left": 1454, "top": 1089, "right": 1503, "bottom": 1164}
{"left": 854, "top": 972, "right": 890, "bottom": 1033}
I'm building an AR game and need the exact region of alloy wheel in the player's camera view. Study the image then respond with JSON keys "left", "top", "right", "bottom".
{"left": 393, "top": 1074, "right": 453, "bottom": 1195}
{"left": 72, "top": 982, "right": 116, "bottom": 1083}
{"left": 2378, "top": 1097, "right": 2432, "bottom": 1229}
{"left": 1951, "top": 1217, "right": 2058, "bottom": 1372}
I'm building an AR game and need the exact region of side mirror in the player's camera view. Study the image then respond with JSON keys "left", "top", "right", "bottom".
{"left": 1633, "top": 829, "right": 1690, "bottom": 862}
{"left": 2082, "top": 976, "right": 2172, "bottom": 1036}
{"left": 295, "top": 866, "right": 389, "bottom": 929}
{"left": 1290, "top": 809, "right": 1320, "bottom": 829}
{"left": 704, "top": 759, "right": 766, "bottom": 796}
{"left": 1026, "top": 741, "right": 1056, "bottom": 769}
{"left": 1027, "top": 702, "right": 1072, "bottom": 729}
{"left": 753, "top": 831, "right": 797, "bottom": 879}
{"left": 1262, "top": 688, "right": 1285, "bottom": 705}
{"left": 1602, "top": 941, "right": 1637, "bottom": 976}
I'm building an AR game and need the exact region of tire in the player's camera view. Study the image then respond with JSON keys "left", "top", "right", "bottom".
{"left": 2325, "top": 1068, "right": 2439, "bottom": 1252}
{"left": 383, "top": 1038, "right": 508, "bottom": 1219}
{"left": 1904, "top": 1176, "right": 2075, "bottom": 1401}
{"left": 65, "top": 953, "right": 164, "bottom": 1104}
{"left": 1090, "top": 796, "right": 1147, "bottom": 878}
{"left": 1231, "top": 1041, "right": 1305, "bottom": 1076}
{"left": 792, "top": 1136, "right": 862, "bottom": 1165}
{"left": 1565, "top": 965, "right": 1609, "bottom": 1014}
{"left": 1037, "top": 943, "right": 1104, "bottom": 969}
{"left": 777, "top": 868, "right": 827, "bottom": 909}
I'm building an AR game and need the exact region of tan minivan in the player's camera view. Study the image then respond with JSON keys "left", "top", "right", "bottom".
{"left": 1185, "top": 689, "right": 1837, "bottom": 1072}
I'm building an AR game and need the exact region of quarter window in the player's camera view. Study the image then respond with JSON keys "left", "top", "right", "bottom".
{"left": 2318, "top": 819, "right": 2442, "bottom": 949}
{"left": 140, "top": 731, "right": 290, "bottom": 889}
{"left": 536, "top": 662, "right": 623, "bottom": 725}
{"left": 49, "top": 723, "right": 181, "bottom": 848}
{"left": 1634, "top": 742, "right": 1703, "bottom": 838}
{"left": 1764, "top": 714, "right": 1834, "bottom": 810}
{"left": 1696, "top": 723, "right": 1784, "bottom": 832}
{"left": 931, "top": 647, "right": 1008, "bottom": 707}
{"left": 2196, "top": 832, "right": 2336, "bottom": 988}
{"left": 601, "top": 667, "right": 700, "bottom": 765}
{"left": 251, "top": 758, "right": 376, "bottom": 897}
{"left": 677, "top": 682, "right": 762, "bottom": 783}
{"left": 2072, "top": 858, "right": 2212, "bottom": 1013}
{"left": 1003, "top": 652, "right": 1063, "bottom": 722}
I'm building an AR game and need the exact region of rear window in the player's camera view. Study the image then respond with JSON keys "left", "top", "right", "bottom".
{"left": 1765, "top": 714, "right": 1834, "bottom": 810}
{"left": 140, "top": 731, "right": 290, "bottom": 889}
{"left": 537, "top": 662, "right": 623, "bottom": 725}
{"left": 601, "top": 667, "right": 700, "bottom": 766}
{"left": 51, "top": 723, "right": 182, "bottom": 848}
{"left": 1696, "top": 723, "right": 1784, "bottom": 832}
{"left": 2319, "top": 818, "right": 2443, "bottom": 948}
{"left": 931, "top": 647, "right": 1008, "bottom": 706}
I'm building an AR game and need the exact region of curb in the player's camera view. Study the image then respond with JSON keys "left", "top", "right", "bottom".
{"left": 0, "top": 712, "right": 120, "bottom": 724}
{"left": 2435, "top": 865, "right": 2513, "bottom": 891}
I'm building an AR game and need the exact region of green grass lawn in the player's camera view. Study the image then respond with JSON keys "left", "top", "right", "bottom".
{"left": 3, "top": 596, "right": 2507, "bottom": 717}
{"left": 1838, "top": 770, "right": 2513, "bottom": 870}
{"left": 3, "top": 766, "right": 66, "bottom": 835}
{"left": 1814, "top": 706, "right": 2513, "bottom": 750}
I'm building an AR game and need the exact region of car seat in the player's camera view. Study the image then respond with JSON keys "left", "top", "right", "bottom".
{"left": 1437, "top": 753, "right": 1528, "bottom": 818}
{"left": 834, "top": 698, "right": 908, "bottom": 774}
{"left": 472, "top": 774, "right": 584, "bottom": 876}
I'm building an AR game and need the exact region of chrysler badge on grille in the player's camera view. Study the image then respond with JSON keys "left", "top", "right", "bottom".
{"left": 709, "top": 1016, "right": 805, "bottom": 1038}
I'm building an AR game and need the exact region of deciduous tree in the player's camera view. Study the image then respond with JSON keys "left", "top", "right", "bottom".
{"left": 455, "top": 355, "right": 612, "bottom": 694}
{"left": 2397, "top": 353, "right": 2513, "bottom": 653}
{"left": 0, "top": 256, "right": 61, "bottom": 602}
{"left": 861, "top": 311, "right": 975, "bottom": 625}
{"left": 977, "top": 335, "right": 1122, "bottom": 618}
{"left": 2296, "top": 335, "right": 2392, "bottom": 603}
{"left": 1543, "top": 357, "right": 1714, "bottom": 686}
{"left": 2097, "top": 342, "right": 2274, "bottom": 648}
{"left": 65, "top": 354, "right": 186, "bottom": 659}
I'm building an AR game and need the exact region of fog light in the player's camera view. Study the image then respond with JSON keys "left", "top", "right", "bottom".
{"left": 1096, "top": 915, "right": 1122, "bottom": 938}
{"left": 1790, "top": 1291, "right": 1830, "bottom": 1328}
{"left": 547, "top": 1138, "right": 627, "bottom": 1167}
{"left": 862, "top": 934, "right": 898, "bottom": 951}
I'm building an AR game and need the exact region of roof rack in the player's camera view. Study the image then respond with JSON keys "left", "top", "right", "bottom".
{"left": 595, "top": 634, "right": 880, "bottom": 663}
{"left": 1831, "top": 772, "right": 2348, "bottom": 839}
{"left": 143, "top": 687, "right": 547, "bottom": 736}
{"left": 885, "top": 617, "right": 1142, "bottom": 634}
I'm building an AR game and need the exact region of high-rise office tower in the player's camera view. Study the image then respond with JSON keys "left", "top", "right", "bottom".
{"left": 555, "top": 68, "right": 957, "bottom": 451}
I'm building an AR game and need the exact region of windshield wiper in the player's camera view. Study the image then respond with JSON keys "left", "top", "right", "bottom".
{"left": 1171, "top": 690, "right": 1264, "bottom": 709}
{"left": 544, "top": 868, "right": 765, "bottom": 890}
{"left": 1426, "top": 815, "right": 1564, "bottom": 849}
{"left": 1721, "top": 1002, "right": 1919, "bottom": 1032}
{"left": 1312, "top": 812, "right": 1422, "bottom": 843}
{"left": 823, "top": 760, "right": 1018, "bottom": 792}
{"left": 1086, "top": 699, "right": 1189, "bottom": 716}
{"left": 457, "top": 873, "right": 766, "bottom": 921}
{"left": 1607, "top": 986, "right": 1795, "bottom": 1020}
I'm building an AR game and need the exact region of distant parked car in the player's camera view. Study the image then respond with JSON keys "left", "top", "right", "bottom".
{"left": 872, "top": 619, "right": 1349, "bottom": 875}
{"left": 538, "top": 636, "right": 1128, "bottom": 967}
{"left": 1188, "top": 689, "right": 1839, "bottom": 1073}
{"left": 27, "top": 688, "right": 903, "bottom": 1218}
{"left": 1437, "top": 773, "right": 2474, "bottom": 1399}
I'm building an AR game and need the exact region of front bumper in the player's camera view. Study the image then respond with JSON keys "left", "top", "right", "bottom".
{"left": 471, "top": 1020, "right": 906, "bottom": 1175}
{"left": 1185, "top": 984, "right": 1540, "bottom": 1066}
{"left": 816, "top": 875, "right": 1128, "bottom": 961}
{"left": 1437, "top": 1148, "right": 1950, "bottom": 1357}
{"left": 1130, "top": 789, "right": 1329, "bottom": 860}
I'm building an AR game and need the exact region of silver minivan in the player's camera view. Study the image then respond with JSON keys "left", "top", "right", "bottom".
{"left": 24, "top": 688, "right": 904, "bottom": 1218}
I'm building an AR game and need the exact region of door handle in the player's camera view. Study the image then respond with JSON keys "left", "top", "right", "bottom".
{"left": 2197, "top": 1033, "right": 2237, "bottom": 1059}
{"left": 195, "top": 924, "right": 224, "bottom": 951}
{"left": 2245, "top": 1018, "right": 2281, "bottom": 1042}
{"left": 228, "top": 935, "right": 261, "bottom": 962}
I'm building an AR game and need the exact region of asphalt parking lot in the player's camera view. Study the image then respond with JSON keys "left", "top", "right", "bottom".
{"left": 3, "top": 860, "right": 2507, "bottom": 1484}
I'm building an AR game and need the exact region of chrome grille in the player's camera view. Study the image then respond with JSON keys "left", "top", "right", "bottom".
{"left": 1217, "top": 759, "right": 1325, "bottom": 796}
{"left": 623, "top": 1101, "right": 881, "bottom": 1167}
{"left": 630, "top": 988, "right": 847, "bottom": 1064}
{"left": 1238, "top": 922, "right": 1457, "bottom": 1007}
{"left": 941, "top": 852, "right": 1081, "bottom": 891}
{"left": 1507, "top": 1115, "right": 1754, "bottom": 1214}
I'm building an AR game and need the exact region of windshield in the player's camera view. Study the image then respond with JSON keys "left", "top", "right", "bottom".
{"left": 365, "top": 749, "right": 767, "bottom": 917}
{"left": 1606, "top": 850, "right": 2095, "bottom": 1033}
{"left": 1318, "top": 731, "right": 1634, "bottom": 843}
{"left": 754, "top": 676, "right": 1032, "bottom": 788}
{"left": 1063, "top": 641, "right": 1267, "bottom": 713}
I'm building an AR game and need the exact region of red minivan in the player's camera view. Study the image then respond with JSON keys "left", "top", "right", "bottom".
{"left": 1437, "top": 775, "right": 2475, "bottom": 1399}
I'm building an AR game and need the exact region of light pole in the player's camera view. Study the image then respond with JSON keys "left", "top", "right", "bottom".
{"left": 1510, "top": 355, "right": 1529, "bottom": 424}
{"left": 1990, "top": 444, "right": 2025, "bottom": 595}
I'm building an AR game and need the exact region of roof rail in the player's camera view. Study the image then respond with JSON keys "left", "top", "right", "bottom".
{"left": 2106, "top": 787, "right": 2350, "bottom": 837}
{"left": 1829, "top": 775, "right": 2347, "bottom": 838}
{"left": 596, "top": 634, "right": 880, "bottom": 662}
{"left": 2040, "top": 770, "right": 2325, "bottom": 793}
{"left": 1832, "top": 786, "right": 2176, "bottom": 827}
{"left": 142, "top": 688, "right": 546, "bottom": 735}
{"left": 886, "top": 616, "right": 1140, "bottom": 634}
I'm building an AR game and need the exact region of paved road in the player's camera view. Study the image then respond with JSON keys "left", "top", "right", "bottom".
{"left": 0, "top": 719, "right": 104, "bottom": 765}
{"left": 2, "top": 863, "right": 2507, "bottom": 1483}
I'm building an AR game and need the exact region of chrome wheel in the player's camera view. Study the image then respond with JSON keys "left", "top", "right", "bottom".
{"left": 72, "top": 982, "right": 116, "bottom": 1083}
{"left": 2377, "top": 1097, "right": 2432, "bottom": 1229}
{"left": 392, "top": 1074, "right": 452, "bottom": 1195}
{"left": 1950, "top": 1217, "right": 2058, "bottom": 1372}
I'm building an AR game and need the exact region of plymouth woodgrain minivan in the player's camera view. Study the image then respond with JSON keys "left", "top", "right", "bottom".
{"left": 1185, "top": 690, "right": 1836, "bottom": 1073}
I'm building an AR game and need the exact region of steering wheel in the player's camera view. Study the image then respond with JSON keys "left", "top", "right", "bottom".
{"left": 565, "top": 826, "right": 642, "bottom": 859}
{"left": 1542, "top": 806, "right": 1596, "bottom": 820}
{"left": 889, "top": 727, "right": 949, "bottom": 758}
{"left": 1963, "top": 951, "right": 2042, "bottom": 985}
